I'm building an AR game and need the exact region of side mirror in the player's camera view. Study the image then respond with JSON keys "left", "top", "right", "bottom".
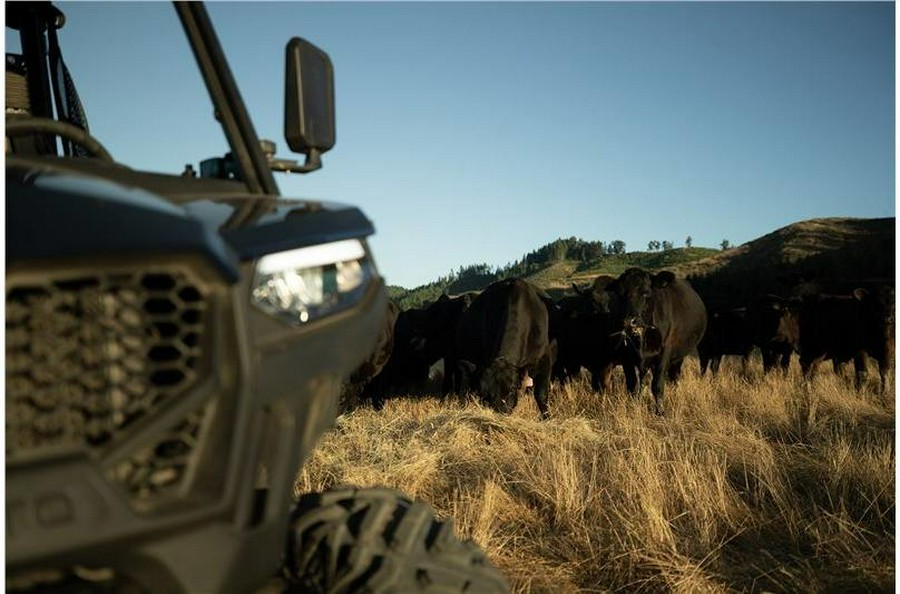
{"left": 284, "top": 37, "right": 335, "bottom": 169}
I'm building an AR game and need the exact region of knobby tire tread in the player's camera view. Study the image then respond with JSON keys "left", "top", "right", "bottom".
{"left": 283, "top": 487, "right": 509, "bottom": 594}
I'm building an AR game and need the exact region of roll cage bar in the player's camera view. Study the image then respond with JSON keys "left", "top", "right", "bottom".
{"left": 6, "top": 1, "right": 281, "bottom": 198}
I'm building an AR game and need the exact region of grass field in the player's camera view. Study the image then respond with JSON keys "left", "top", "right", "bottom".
{"left": 294, "top": 359, "right": 895, "bottom": 593}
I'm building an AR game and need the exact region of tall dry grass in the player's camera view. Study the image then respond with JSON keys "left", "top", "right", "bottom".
{"left": 295, "top": 358, "right": 894, "bottom": 593}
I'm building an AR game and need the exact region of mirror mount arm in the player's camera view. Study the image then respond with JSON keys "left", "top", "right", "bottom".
{"left": 267, "top": 148, "right": 322, "bottom": 174}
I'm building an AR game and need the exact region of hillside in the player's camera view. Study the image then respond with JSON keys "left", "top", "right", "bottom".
{"left": 389, "top": 247, "right": 719, "bottom": 308}
{"left": 685, "top": 217, "right": 895, "bottom": 306}
{"left": 389, "top": 217, "right": 894, "bottom": 309}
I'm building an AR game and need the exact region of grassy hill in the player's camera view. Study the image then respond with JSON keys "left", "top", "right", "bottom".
{"left": 389, "top": 247, "right": 720, "bottom": 308}
{"left": 684, "top": 217, "right": 895, "bottom": 306}
{"left": 389, "top": 217, "right": 894, "bottom": 309}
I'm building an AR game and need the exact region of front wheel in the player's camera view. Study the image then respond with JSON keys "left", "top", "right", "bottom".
{"left": 282, "top": 487, "right": 509, "bottom": 594}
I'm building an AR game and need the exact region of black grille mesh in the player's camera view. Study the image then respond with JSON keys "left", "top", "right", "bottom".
{"left": 108, "top": 404, "right": 211, "bottom": 502}
{"left": 6, "top": 270, "right": 209, "bottom": 459}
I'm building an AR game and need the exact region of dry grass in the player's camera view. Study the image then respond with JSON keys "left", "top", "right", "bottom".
{"left": 295, "top": 358, "right": 895, "bottom": 593}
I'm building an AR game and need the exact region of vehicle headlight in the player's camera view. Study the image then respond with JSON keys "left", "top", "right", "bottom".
{"left": 251, "top": 239, "right": 375, "bottom": 325}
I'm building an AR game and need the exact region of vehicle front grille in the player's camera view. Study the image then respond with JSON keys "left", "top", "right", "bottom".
{"left": 6, "top": 270, "right": 210, "bottom": 459}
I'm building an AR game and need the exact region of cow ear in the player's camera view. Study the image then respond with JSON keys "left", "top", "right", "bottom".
{"left": 652, "top": 271, "right": 676, "bottom": 288}
{"left": 572, "top": 282, "right": 587, "bottom": 296}
{"left": 853, "top": 288, "right": 868, "bottom": 301}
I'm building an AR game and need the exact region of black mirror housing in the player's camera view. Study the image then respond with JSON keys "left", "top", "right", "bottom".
{"left": 285, "top": 37, "right": 335, "bottom": 156}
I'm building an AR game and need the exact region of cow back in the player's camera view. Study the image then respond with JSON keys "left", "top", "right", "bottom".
{"left": 648, "top": 276, "right": 708, "bottom": 360}
{"left": 800, "top": 287, "right": 894, "bottom": 365}
{"left": 456, "top": 278, "right": 549, "bottom": 369}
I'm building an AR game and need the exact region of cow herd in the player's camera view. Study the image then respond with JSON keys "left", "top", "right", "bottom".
{"left": 341, "top": 267, "right": 895, "bottom": 417}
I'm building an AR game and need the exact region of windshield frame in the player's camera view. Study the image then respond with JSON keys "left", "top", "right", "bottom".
{"left": 173, "top": 1, "right": 279, "bottom": 198}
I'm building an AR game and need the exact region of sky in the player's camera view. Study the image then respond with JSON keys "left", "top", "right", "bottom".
{"left": 12, "top": 2, "right": 895, "bottom": 289}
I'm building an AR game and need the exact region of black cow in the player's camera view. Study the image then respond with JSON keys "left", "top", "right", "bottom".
{"left": 361, "top": 306, "right": 432, "bottom": 401}
{"left": 372, "top": 292, "right": 477, "bottom": 399}
{"left": 449, "top": 278, "right": 557, "bottom": 418}
{"left": 753, "top": 295, "right": 800, "bottom": 374}
{"left": 798, "top": 286, "right": 894, "bottom": 395}
{"left": 553, "top": 278, "right": 632, "bottom": 392}
{"left": 589, "top": 268, "right": 707, "bottom": 414}
{"left": 697, "top": 306, "right": 754, "bottom": 375}
{"left": 339, "top": 300, "right": 400, "bottom": 412}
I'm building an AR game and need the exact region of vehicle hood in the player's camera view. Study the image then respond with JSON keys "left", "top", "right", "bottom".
{"left": 7, "top": 167, "right": 375, "bottom": 280}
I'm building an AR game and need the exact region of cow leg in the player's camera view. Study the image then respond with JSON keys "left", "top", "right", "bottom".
{"left": 441, "top": 368, "right": 453, "bottom": 396}
{"left": 600, "top": 363, "right": 615, "bottom": 393}
{"left": 760, "top": 348, "right": 774, "bottom": 373}
{"left": 853, "top": 353, "right": 869, "bottom": 392}
{"left": 779, "top": 352, "right": 792, "bottom": 375}
{"left": 832, "top": 360, "right": 844, "bottom": 376}
{"left": 801, "top": 355, "right": 825, "bottom": 388}
{"left": 532, "top": 352, "right": 554, "bottom": 420}
{"left": 441, "top": 356, "right": 458, "bottom": 397}
{"left": 667, "top": 358, "right": 684, "bottom": 382}
{"left": 589, "top": 364, "right": 603, "bottom": 392}
{"left": 639, "top": 363, "right": 651, "bottom": 392}
{"left": 588, "top": 360, "right": 615, "bottom": 394}
{"left": 623, "top": 364, "right": 639, "bottom": 395}
{"left": 699, "top": 355, "right": 709, "bottom": 376}
{"left": 371, "top": 393, "right": 385, "bottom": 411}
{"left": 650, "top": 354, "right": 670, "bottom": 415}
{"left": 877, "top": 359, "right": 890, "bottom": 399}
{"left": 710, "top": 356, "right": 721, "bottom": 376}
{"left": 833, "top": 360, "right": 855, "bottom": 387}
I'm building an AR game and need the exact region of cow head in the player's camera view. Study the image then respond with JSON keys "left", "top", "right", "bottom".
{"left": 476, "top": 357, "right": 525, "bottom": 414}
{"left": 854, "top": 285, "right": 895, "bottom": 356}
{"left": 563, "top": 276, "right": 617, "bottom": 324}
{"left": 755, "top": 294, "right": 801, "bottom": 346}
{"left": 404, "top": 292, "right": 475, "bottom": 367}
{"left": 588, "top": 275, "right": 616, "bottom": 314}
{"left": 561, "top": 277, "right": 621, "bottom": 355}
{"left": 602, "top": 268, "right": 672, "bottom": 354}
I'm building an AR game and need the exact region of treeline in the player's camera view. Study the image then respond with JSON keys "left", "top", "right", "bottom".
{"left": 505, "top": 237, "right": 624, "bottom": 277}
{"left": 389, "top": 237, "right": 625, "bottom": 309}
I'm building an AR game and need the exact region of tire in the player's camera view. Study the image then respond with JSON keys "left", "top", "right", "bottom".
{"left": 283, "top": 487, "right": 509, "bottom": 594}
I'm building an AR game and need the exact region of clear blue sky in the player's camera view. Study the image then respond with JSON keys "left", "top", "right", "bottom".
{"left": 19, "top": 2, "right": 896, "bottom": 288}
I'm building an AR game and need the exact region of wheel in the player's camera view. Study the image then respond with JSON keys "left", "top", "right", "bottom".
{"left": 283, "top": 487, "right": 509, "bottom": 594}
{"left": 6, "top": 117, "right": 114, "bottom": 162}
